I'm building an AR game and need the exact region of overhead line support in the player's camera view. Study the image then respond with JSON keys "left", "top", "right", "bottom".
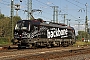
{"left": 51, "top": 6, "right": 59, "bottom": 23}
{"left": 59, "top": 14, "right": 68, "bottom": 24}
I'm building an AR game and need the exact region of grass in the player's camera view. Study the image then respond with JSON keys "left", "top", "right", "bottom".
{"left": 0, "top": 37, "right": 11, "bottom": 46}
{"left": 73, "top": 40, "right": 90, "bottom": 46}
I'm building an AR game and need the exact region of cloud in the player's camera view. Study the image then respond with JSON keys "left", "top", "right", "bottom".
{"left": 47, "top": 2, "right": 53, "bottom": 5}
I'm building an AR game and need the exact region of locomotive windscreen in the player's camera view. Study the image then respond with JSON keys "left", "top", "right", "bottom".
{"left": 15, "top": 20, "right": 29, "bottom": 30}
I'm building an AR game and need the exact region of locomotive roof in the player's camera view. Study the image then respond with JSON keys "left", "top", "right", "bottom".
{"left": 40, "top": 23, "right": 72, "bottom": 29}
{"left": 17, "top": 20, "right": 73, "bottom": 30}
{"left": 17, "top": 20, "right": 32, "bottom": 22}
{"left": 49, "top": 22, "right": 67, "bottom": 26}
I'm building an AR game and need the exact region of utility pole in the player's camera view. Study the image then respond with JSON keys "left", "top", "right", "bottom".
{"left": 85, "top": 3, "right": 88, "bottom": 33}
{"left": 85, "top": 3, "right": 88, "bottom": 40}
{"left": 59, "top": 14, "right": 68, "bottom": 24}
{"left": 11, "top": 0, "right": 14, "bottom": 39}
{"left": 11, "top": 0, "right": 22, "bottom": 39}
{"left": 75, "top": 20, "right": 80, "bottom": 31}
{"left": 0, "top": 7, "right": 1, "bottom": 14}
{"left": 56, "top": 7, "right": 58, "bottom": 23}
{"left": 66, "top": 19, "right": 71, "bottom": 26}
{"left": 27, "top": 0, "right": 32, "bottom": 20}
{"left": 75, "top": 19, "right": 84, "bottom": 31}
{"left": 51, "top": 6, "right": 59, "bottom": 23}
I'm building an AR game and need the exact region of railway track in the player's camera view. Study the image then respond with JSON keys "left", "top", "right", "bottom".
{"left": 0, "top": 45, "right": 90, "bottom": 60}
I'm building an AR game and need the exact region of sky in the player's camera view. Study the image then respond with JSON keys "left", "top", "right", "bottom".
{"left": 0, "top": 0, "right": 90, "bottom": 35}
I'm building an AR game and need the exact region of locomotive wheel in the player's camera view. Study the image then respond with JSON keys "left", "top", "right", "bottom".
{"left": 46, "top": 42, "right": 52, "bottom": 48}
{"left": 47, "top": 44, "right": 51, "bottom": 48}
{"left": 56, "top": 41, "right": 60, "bottom": 47}
{"left": 28, "top": 43, "right": 37, "bottom": 49}
{"left": 28, "top": 44, "right": 33, "bottom": 48}
{"left": 71, "top": 41, "right": 74, "bottom": 45}
{"left": 61, "top": 42, "right": 69, "bottom": 47}
{"left": 31, "top": 43, "right": 37, "bottom": 49}
{"left": 18, "top": 44, "right": 26, "bottom": 49}
{"left": 18, "top": 44, "right": 22, "bottom": 49}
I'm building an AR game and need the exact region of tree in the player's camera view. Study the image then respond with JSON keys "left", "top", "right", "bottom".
{"left": 0, "top": 15, "right": 21, "bottom": 37}
{"left": 77, "top": 31, "right": 84, "bottom": 40}
{"left": 13, "top": 16, "right": 21, "bottom": 27}
{"left": 77, "top": 31, "right": 90, "bottom": 41}
{"left": 0, "top": 15, "right": 10, "bottom": 37}
{"left": 0, "top": 14, "right": 4, "bottom": 19}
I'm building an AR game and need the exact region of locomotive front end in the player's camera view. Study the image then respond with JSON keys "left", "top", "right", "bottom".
{"left": 12, "top": 20, "right": 31, "bottom": 46}
{"left": 14, "top": 20, "right": 30, "bottom": 39}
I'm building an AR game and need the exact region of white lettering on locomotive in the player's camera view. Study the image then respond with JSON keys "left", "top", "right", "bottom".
{"left": 47, "top": 28, "right": 68, "bottom": 38}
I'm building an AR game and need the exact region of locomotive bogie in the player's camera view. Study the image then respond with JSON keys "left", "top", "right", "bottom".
{"left": 16, "top": 38, "right": 75, "bottom": 48}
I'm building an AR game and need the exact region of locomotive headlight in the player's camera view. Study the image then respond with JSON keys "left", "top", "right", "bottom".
{"left": 14, "top": 32, "right": 18, "bottom": 35}
{"left": 22, "top": 32, "right": 27, "bottom": 36}
{"left": 19, "top": 35, "right": 22, "bottom": 37}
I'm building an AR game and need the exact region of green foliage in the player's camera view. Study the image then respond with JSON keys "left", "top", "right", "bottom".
{"left": 13, "top": 16, "right": 21, "bottom": 27}
{"left": 73, "top": 41, "right": 90, "bottom": 46}
{"left": 0, "top": 37, "right": 9, "bottom": 45}
{"left": 0, "top": 14, "right": 4, "bottom": 19}
{"left": 77, "top": 31, "right": 90, "bottom": 41}
{"left": 0, "top": 14, "right": 21, "bottom": 45}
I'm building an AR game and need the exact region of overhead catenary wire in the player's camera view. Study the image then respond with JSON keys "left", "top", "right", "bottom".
{"left": 73, "top": 0, "right": 90, "bottom": 13}
{"left": 35, "top": 0, "right": 80, "bottom": 22}
{"left": 0, "top": 1, "right": 10, "bottom": 6}
{"left": 73, "top": 0, "right": 90, "bottom": 8}
{"left": 33, "top": 0, "right": 54, "bottom": 20}
{"left": 65, "top": 0, "right": 89, "bottom": 13}
{"left": 33, "top": 0, "right": 52, "bottom": 15}
{"left": 65, "top": 0, "right": 84, "bottom": 9}
{"left": 46, "top": 0, "right": 79, "bottom": 20}
{"left": 0, "top": 0, "right": 79, "bottom": 21}
{"left": 35, "top": 0, "right": 60, "bottom": 22}
{"left": 35, "top": 0, "right": 52, "bottom": 7}
{"left": 2, "top": 0, "right": 10, "bottom": 3}
{"left": 0, "top": 0, "right": 88, "bottom": 22}
{"left": 64, "top": 0, "right": 89, "bottom": 18}
{"left": 65, "top": 0, "right": 89, "bottom": 21}
{"left": 34, "top": 13, "right": 52, "bottom": 20}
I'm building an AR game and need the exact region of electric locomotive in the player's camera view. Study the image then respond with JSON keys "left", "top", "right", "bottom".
{"left": 12, "top": 19, "right": 76, "bottom": 48}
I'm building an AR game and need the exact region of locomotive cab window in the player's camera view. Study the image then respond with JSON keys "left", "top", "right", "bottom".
{"left": 15, "top": 20, "right": 30, "bottom": 30}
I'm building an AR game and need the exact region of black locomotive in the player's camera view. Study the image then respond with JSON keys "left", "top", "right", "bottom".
{"left": 12, "top": 19, "right": 76, "bottom": 48}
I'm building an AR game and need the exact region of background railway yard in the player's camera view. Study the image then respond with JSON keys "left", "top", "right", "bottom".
{"left": 0, "top": 41, "right": 90, "bottom": 60}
